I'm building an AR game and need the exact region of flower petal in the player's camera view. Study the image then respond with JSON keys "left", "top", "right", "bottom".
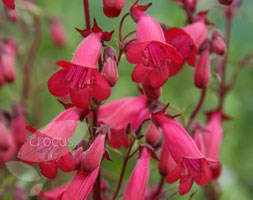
{"left": 48, "top": 69, "right": 70, "bottom": 97}
{"left": 131, "top": 63, "right": 149, "bottom": 84}
{"left": 91, "top": 71, "right": 111, "bottom": 101}
{"left": 70, "top": 89, "right": 91, "bottom": 109}
{"left": 39, "top": 161, "right": 58, "bottom": 179}
{"left": 179, "top": 175, "right": 193, "bottom": 195}
{"left": 126, "top": 42, "right": 149, "bottom": 64}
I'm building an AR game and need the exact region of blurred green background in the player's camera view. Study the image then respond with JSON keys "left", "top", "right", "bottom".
{"left": 0, "top": 0, "right": 253, "bottom": 199}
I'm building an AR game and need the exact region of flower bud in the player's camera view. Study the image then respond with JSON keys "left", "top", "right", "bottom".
{"left": 194, "top": 48, "right": 211, "bottom": 88}
{"left": 0, "top": 39, "right": 16, "bottom": 83}
{"left": 4, "top": 7, "right": 19, "bottom": 22}
{"left": 102, "top": 0, "right": 126, "bottom": 18}
{"left": 82, "top": 134, "right": 105, "bottom": 173}
{"left": 212, "top": 30, "right": 227, "bottom": 55}
{"left": 145, "top": 123, "right": 160, "bottom": 147}
{"left": 49, "top": 17, "right": 66, "bottom": 47}
{"left": 158, "top": 144, "right": 176, "bottom": 177}
{"left": 103, "top": 46, "right": 118, "bottom": 87}
{"left": 218, "top": 0, "right": 234, "bottom": 5}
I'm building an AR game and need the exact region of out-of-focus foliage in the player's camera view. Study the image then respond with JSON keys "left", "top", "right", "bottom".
{"left": 0, "top": 0, "right": 253, "bottom": 199}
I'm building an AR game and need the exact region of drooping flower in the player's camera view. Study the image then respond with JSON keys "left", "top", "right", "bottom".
{"left": 102, "top": 46, "right": 118, "bottom": 86}
{"left": 18, "top": 107, "right": 81, "bottom": 179}
{"left": 102, "top": 0, "right": 126, "bottom": 18}
{"left": 81, "top": 134, "right": 106, "bottom": 173}
{"left": 49, "top": 17, "right": 66, "bottom": 48}
{"left": 61, "top": 168, "right": 99, "bottom": 200}
{"left": 152, "top": 112, "right": 214, "bottom": 195}
{"left": 98, "top": 95, "right": 152, "bottom": 149}
{"left": 126, "top": 2, "right": 182, "bottom": 91}
{"left": 123, "top": 148, "right": 150, "bottom": 200}
{"left": 2, "top": 0, "right": 15, "bottom": 9}
{"left": 48, "top": 29, "right": 111, "bottom": 108}
{"left": 204, "top": 111, "right": 223, "bottom": 178}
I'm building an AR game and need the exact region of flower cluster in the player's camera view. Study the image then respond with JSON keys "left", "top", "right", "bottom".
{"left": 0, "top": 0, "right": 246, "bottom": 199}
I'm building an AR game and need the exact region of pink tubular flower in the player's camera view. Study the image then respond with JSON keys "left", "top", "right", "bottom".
{"left": 61, "top": 168, "right": 99, "bottom": 200}
{"left": 102, "top": 0, "right": 126, "bottom": 18}
{"left": 98, "top": 95, "right": 152, "bottom": 149}
{"left": 0, "top": 122, "right": 17, "bottom": 165}
{"left": 82, "top": 134, "right": 105, "bottom": 173}
{"left": 152, "top": 112, "right": 213, "bottom": 195}
{"left": 126, "top": 2, "right": 182, "bottom": 90}
{"left": 48, "top": 32, "right": 111, "bottom": 108}
{"left": 49, "top": 17, "right": 66, "bottom": 48}
{"left": 2, "top": 0, "right": 15, "bottom": 9}
{"left": 204, "top": 111, "right": 223, "bottom": 178}
{"left": 123, "top": 148, "right": 150, "bottom": 200}
{"left": 184, "top": 21, "right": 207, "bottom": 49}
{"left": 18, "top": 107, "right": 81, "bottom": 179}
{"left": 102, "top": 46, "right": 118, "bottom": 86}
{"left": 194, "top": 48, "right": 211, "bottom": 88}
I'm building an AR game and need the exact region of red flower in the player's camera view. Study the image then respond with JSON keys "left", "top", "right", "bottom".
{"left": 211, "top": 30, "right": 227, "bottom": 55}
{"left": 18, "top": 108, "right": 81, "bottom": 179}
{"left": 98, "top": 96, "right": 151, "bottom": 149}
{"left": 126, "top": 3, "right": 182, "bottom": 90}
{"left": 2, "top": 0, "right": 15, "bottom": 9}
{"left": 102, "top": 0, "right": 126, "bottom": 18}
{"left": 123, "top": 148, "right": 150, "bottom": 200}
{"left": 48, "top": 33, "right": 111, "bottom": 108}
{"left": 152, "top": 112, "right": 214, "bottom": 195}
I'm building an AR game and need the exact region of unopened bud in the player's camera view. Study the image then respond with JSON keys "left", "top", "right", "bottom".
{"left": 145, "top": 123, "right": 160, "bottom": 147}
{"left": 194, "top": 48, "right": 211, "bottom": 88}
{"left": 49, "top": 17, "right": 66, "bottom": 47}
{"left": 212, "top": 30, "right": 227, "bottom": 55}
{"left": 103, "top": 46, "right": 118, "bottom": 87}
{"left": 4, "top": 7, "right": 19, "bottom": 22}
{"left": 218, "top": 0, "right": 234, "bottom": 5}
{"left": 102, "top": 0, "right": 126, "bottom": 18}
{"left": 82, "top": 134, "right": 105, "bottom": 173}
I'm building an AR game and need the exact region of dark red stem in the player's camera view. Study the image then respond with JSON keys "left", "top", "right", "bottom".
{"left": 187, "top": 87, "right": 207, "bottom": 129}
{"left": 152, "top": 177, "right": 165, "bottom": 199}
{"left": 83, "top": 0, "right": 91, "bottom": 29}
{"left": 21, "top": 16, "right": 41, "bottom": 105}
{"left": 112, "top": 140, "right": 135, "bottom": 200}
{"left": 183, "top": 0, "right": 194, "bottom": 23}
